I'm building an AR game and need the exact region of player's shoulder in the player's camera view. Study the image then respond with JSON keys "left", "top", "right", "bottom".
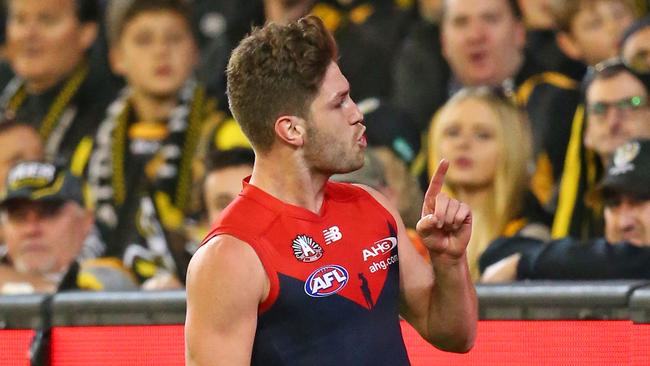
{"left": 346, "top": 182, "right": 401, "bottom": 219}
{"left": 347, "top": 182, "right": 387, "bottom": 204}
{"left": 188, "top": 235, "right": 260, "bottom": 280}
{"left": 186, "top": 234, "right": 268, "bottom": 309}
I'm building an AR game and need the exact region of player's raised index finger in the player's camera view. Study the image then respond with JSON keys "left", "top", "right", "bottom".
{"left": 425, "top": 159, "right": 449, "bottom": 199}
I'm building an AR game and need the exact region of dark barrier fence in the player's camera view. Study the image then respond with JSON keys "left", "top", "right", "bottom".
{"left": 3, "top": 281, "right": 650, "bottom": 365}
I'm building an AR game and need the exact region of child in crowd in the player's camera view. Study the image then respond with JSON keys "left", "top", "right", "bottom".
{"left": 552, "top": 0, "right": 638, "bottom": 67}
{"left": 86, "top": 0, "right": 246, "bottom": 287}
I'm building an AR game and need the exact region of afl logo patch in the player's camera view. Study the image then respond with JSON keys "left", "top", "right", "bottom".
{"left": 304, "top": 265, "right": 349, "bottom": 297}
{"left": 292, "top": 235, "right": 324, "bottom": 263}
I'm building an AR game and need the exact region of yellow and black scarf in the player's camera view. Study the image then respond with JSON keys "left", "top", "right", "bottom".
{"left": 0, "top": 63, "right": 89, "bottom": 159}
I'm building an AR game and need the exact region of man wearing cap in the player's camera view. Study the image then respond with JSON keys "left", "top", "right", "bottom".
{"left": 0, "top": 161, "right": 135, "bottom": 294}
{"left": 479, "top": 139, "right": 650, "bottom": 282}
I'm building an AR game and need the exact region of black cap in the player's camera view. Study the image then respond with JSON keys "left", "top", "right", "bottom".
{"left": 0, "top": 161, "right": 84, "bottom": 207}
{"left": 598, "top": 139, "right": 650, "bottom": 199}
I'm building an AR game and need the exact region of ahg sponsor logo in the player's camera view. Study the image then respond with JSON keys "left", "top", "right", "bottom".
{"left": 362, "top": 237, "right": 397, "bottom": 262}
{"left": 304, "top": 265, "right": 349, "bottom": 297}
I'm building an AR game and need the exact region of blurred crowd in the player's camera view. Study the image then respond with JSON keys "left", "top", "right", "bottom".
{"left": 0, "top": 0, "right": 649, "bottom": 294}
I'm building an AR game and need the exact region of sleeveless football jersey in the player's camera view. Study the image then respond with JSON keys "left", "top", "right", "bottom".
{"left": 205, "top": 180, "right": 410, "bottom": 365}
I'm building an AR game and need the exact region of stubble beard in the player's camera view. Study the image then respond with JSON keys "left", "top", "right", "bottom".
{"left": 305, "top": 125, "right": 364, "bottom": 175}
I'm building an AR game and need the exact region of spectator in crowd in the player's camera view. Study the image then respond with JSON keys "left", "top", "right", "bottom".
{"left": 547, "top": 0, "right": 639, "bottom": 87}
{"left": 552, "top": 0, "right": 637, "bottom": 69}
{"left": 0, "top": 121, "right": 44, "bottom": 255}
{"left": 584, "top": 61, "right": 650, "bottom": 163}
{"left": 0, "top": 0, "right": 117, "bottom": 165}
{"left": 202, "top": 147, "right": 254, "bottom": 225}
{"left": 439, "top": 0, "right": 581, "bottom": 208}
{"left": 86, "top": 0, "right": 246, "bottom": 286}
{"left": 621, "top": 15, "right": 650, "bottom": 74}
{"left": 552, "top": 58, "right": 650, "bottom": 239}
{"left": 428, "top": 87, "right": 551, "bottom": 281}
{"left": 0, "top": 161, "right": 137, "bottom": 294}
{"left": 0, "top": 121, "right": 43, "bottom": 194}
{"left": 518, "top": 0, "right": 582, "bottom": 75}
{"left": 441, "top": 0, "right": 526, "bottom": 88}
{"left": 481, "top": 139, "right": 650, "bottom": 281}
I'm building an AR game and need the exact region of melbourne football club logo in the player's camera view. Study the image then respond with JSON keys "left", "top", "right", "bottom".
{"left": 304, "top": 264, "right": 349, "bottom": 297}
{"left": 292, "top": 235, "right": 324, "bottom": 263}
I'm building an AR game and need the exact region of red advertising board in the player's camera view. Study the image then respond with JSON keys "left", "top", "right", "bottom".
{"left": 2, "top": 320, "right": 649, "bottom": 365}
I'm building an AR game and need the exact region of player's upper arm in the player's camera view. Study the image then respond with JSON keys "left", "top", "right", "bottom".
{"left": 185, "top": 235, "right": 268, "bottom": 366}
{"left": 354, "top": 184, "right": 434, "bottom": 328}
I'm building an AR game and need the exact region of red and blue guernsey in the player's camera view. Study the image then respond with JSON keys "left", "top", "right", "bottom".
{"left": 204, "top": 180, "right": 411, "bottom": 365}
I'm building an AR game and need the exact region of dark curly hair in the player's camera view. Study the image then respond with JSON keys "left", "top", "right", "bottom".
{"left": 226, "top": 15, "right": 338, "bottom": 152}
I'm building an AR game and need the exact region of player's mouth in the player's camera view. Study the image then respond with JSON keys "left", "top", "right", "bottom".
{"left": 356, "top": 125, "right": 367, "bottom": 148}
{"left": 358, "top": 134, "right": 367, "bottom": 148}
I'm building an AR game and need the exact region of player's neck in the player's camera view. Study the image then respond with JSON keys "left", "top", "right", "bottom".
{"left": 249, "top": 154, "right": 328, "bottom": 214}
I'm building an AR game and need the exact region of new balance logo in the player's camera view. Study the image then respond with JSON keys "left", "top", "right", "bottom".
{"left": 323, "top": 226, "right": 343, "bottom": 244}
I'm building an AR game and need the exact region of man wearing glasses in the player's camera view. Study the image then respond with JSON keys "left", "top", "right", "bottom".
{"left": 584, "top": 60, "right": 650, "bottom": 164}
{"left": 551, "top": 58, "right": 650, "bottom": 240}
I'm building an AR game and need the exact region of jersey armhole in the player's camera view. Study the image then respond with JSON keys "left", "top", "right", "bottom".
{"left": 202, "top": 228, "right": 280, "bottom": 314}
{"left": 352, "top": 184, "right": 400, "bottom": 233}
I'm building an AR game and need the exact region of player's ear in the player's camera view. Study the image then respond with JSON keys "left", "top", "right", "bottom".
{"left": 274, "top": 115, "right": 305, "bottom": 147}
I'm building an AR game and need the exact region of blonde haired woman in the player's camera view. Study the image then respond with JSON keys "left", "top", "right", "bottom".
{"left": 428, "top": 87, "right": 550, "bottom": 281}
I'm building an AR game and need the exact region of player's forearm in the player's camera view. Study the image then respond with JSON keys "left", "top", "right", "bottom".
{"left": 426, "top": 254, "right": 477, "bottom": 353}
